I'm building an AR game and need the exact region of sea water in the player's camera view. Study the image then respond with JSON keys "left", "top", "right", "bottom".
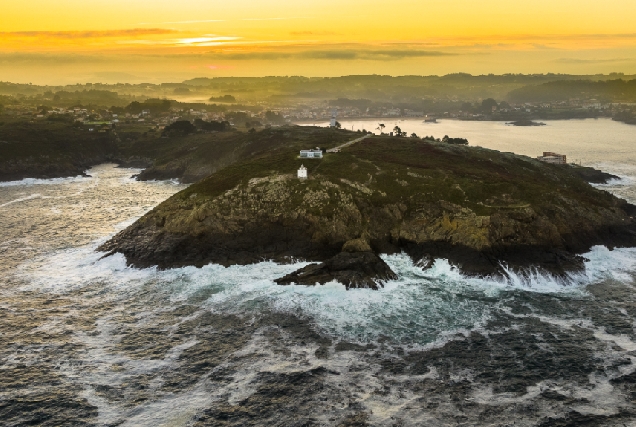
{"left": 2, "top": 119, "right": 636, "bottom": 425}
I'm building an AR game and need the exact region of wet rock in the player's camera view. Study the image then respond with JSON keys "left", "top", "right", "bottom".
{"left": 569, "top": 165, "right": 620, "bottom": 184}
{"left": 274, "top": 252, "right": 398, "bottom": 290}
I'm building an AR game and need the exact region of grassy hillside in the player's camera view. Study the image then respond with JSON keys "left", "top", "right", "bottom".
{"left": 181, "top": 134, "right": 617, "bottom": 220}
{"left": 130, "top": 126, "right": 357, "bottom": 182}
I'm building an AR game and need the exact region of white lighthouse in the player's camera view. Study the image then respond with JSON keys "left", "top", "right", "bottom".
{"left": 329, "top": 109, "right": 337, "bottom": 127}
{"left": 297, "top": 164, "right": 307, "bottom": 179}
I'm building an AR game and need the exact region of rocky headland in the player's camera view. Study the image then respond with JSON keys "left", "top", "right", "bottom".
{"left": 99, "top": 129, "right": 636, "bottom": 289}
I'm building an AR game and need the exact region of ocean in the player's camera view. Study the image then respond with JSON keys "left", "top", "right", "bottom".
{"left": 2, "top": 119, "right": 636, "bottom": 426}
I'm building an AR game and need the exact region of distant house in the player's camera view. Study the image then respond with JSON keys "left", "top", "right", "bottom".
{"left": 297, "top": 164, "right": 307, "bottom": 179}
{"left": 537, "top": 152, "right": 567, "bottom": 165}
{"left": 300, "top": 149, "right": 323, "bottom": 159}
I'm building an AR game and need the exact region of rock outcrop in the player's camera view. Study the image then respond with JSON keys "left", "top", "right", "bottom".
{"left": 275, "top": 252, "right": 398, "bottom": 290}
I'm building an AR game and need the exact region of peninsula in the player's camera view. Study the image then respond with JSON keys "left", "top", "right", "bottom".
{"left": 99, "top": 127, "right": 636, "bottom": 288}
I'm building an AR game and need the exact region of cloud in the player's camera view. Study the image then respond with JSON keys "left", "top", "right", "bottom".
{"left": 0, "top": 28, "right": 178, "bottom": 39}
{"left": 553, "top": 57, "right": 633, "bottom": 64}
{"left": 241, "top": 17, "right": 309, "bottom": 21}
{"left": 140, "top": 19, "right": 224, "bottom": 25}
{"left": 91, "top": 71, "right": 144, "bottom": 82}
{"left": 290, "top": 31, "right": 338, "bottom": 36}
{"left": 138, "top": 17, "right": 307, "bottom": 25}
{"left": 214, "top": 49, "right": 456, "bottom": 61}
{"left": 0, "top": 52, "right": 109, "bottom": 64}
{"left": 120, "top": 35, "right": 241, "bottom": 47}
{"left": 176, "top": 36, "right": 241, "bottom": 46}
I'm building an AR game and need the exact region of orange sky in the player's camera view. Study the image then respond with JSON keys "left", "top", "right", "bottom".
{"left": 2, "top": 0, "right": 636, "bottom": 83}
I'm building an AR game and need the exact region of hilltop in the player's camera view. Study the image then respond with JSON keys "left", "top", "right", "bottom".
{"left": 0, "top": 118, "right": 355, "bottom": 182}
{"left": 99, "top": 127, "right": 636, "bottom": 288}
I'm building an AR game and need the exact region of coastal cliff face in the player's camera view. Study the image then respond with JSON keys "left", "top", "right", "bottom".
{"left": 100, "top": 134, "right": 636, "bottom": 287}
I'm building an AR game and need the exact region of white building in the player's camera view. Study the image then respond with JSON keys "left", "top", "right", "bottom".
{"left": 537, "top": 152, "right": 567, "bottom": 165}
{"left": 329, "top": 109, "right": 337, "bottom": 127}
{"left": 300, "top": 149, "right": 323, "bottom": 159}
{"left": 297, "top": 164, "right": 307, "bottom": 179}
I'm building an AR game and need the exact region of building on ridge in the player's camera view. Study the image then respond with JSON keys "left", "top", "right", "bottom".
{"left": 329, "top": 109, "right": 337, "bottom": 127}
{"left": 300, "top": 149, "right": 323, "bottom": 159}
{"left": 537, "top": 152, "right": 567, "bottom": 165}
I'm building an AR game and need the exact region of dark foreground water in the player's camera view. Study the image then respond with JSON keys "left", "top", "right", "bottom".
{"left": 2, "top": 158, "right": 636, "bottom": 426}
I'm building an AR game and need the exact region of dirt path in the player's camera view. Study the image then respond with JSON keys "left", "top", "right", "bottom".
{"left": 326, "top": 134, "right": 371, "bottom": 153}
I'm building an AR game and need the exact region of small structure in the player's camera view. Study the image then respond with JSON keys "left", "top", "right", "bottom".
{"left": 537, "top": 152, "right": 567, "bottom": 165}
{"left": 297, "top": 164, "right": 307, "bottom": 179}
{"left": 329, "top": 109, "right": 338, "bottom": 127}
{"left": 300, "top": 149, "right": 323, "bottom": 159}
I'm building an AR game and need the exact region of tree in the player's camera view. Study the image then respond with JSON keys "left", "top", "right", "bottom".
{"left": 481, "top": 98, "right": 498, "bottom": 112}
{"left": 163, "top": 120, "right": 197, "bottom": 135}
{"left": 410, "top": 133, "right": 418, "bottom": 138}
{"left": 126, "top": 101, "right": 143, "bottom": 114}
{"left": 194, "top": 118, "right": 229, "bottom": 132}
{"left": 334, "top": 121, "right": 342, "bottom": 129}
{"left": 264, "top": 110, "right": 285, "bottom": 124}
{"left": 226, "top": 111, "right": 250, "bottom": 124}
{"left": 442, "top": 135, "right": 469, "bottom": 145}
{"left": 393, "top": 125, "right": 402, "bottom": 135}
{"left": 376, "top": 123, "right": 385, "bottom": 134}
{"left": 209, "top": 95, "right": 236, "bottom": 102}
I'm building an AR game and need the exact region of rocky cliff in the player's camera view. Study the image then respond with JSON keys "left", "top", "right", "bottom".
{"left": 100, "top": 132, "right": 636, "bottom": 288}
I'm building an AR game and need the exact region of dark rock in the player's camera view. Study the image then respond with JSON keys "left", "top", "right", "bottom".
{"left": 569, "top": 165, "right": 620, "bottom": 184}
{"left": 274, "top": 252, "right": 398, "bottom": 290}
{"left": 114, "top": 156, "right": 153, "bottom": 169}
{"left": 506, "top": 120, "right": 546, "bottom": 126}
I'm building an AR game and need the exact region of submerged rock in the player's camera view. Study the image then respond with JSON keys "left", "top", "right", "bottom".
{"left": 275, "top": 252, "right": 398, "bottom": 290}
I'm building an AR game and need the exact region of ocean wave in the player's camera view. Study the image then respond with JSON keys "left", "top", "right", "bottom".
{"left": 0, "top": 175, "right": 90, "bottom": 187}
{"left": 14, "top": 239, "right": 636, "bottom": 347}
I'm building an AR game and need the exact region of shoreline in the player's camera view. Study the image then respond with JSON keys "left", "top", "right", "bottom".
{"left": 291, "top": 116, "right": 618, "bottom": 126}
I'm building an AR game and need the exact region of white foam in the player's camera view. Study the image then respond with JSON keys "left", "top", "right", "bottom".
{"left": 0, "top": 175, "right": 90, "bottom": 187}
{"left": 0, "top": 193, "right": 43, "bottom": 208}
{"left": 14, "top": 241, "right": 636, "bottom": 349}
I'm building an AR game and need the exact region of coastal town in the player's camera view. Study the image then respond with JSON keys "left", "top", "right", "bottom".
{"left": 1, "top": 75, "right": 635, "bottom": 132}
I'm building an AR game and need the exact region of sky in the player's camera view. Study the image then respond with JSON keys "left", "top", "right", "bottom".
{"left": 2, "top": 0, "right": 636, "bottom": 84}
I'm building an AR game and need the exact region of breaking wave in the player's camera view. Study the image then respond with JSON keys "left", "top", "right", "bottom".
{"left": 15, "top": 237, "right": 636, "bottom": 347}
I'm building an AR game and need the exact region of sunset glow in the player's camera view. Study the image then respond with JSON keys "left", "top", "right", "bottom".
{"left": 2, "top": 0, "right": 636, "bottom": 83}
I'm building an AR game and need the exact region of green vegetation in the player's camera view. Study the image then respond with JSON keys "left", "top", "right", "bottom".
{"left": 508, "top": 79, "right": 636, "bottom": 103}
{"left": 180, "top": 131, "right": 614, "bottom": 219}
{"left": 0, "top": 120, "right": 117, "bottom": 180}
{"left": 209, "top": 95, "right": 236, "bottom": 102}
{"left": 126, "top": 125, "right": 355, "bottom": 182}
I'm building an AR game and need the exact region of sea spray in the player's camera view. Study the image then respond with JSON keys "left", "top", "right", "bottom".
{"left": 16, "top": 243, "right": 634, "bottom": 347}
